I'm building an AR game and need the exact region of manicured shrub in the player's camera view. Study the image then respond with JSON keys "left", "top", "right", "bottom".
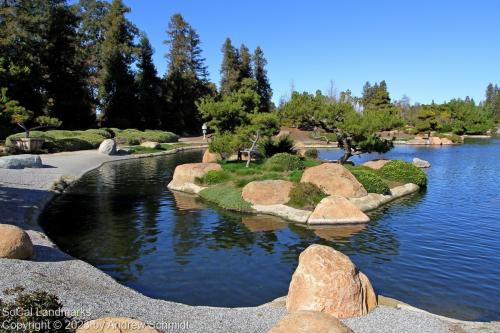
{"left": 349, "top": 168, "right": 390, "bottom": 194}
{"left": 304, "top": 148, "right": 319, "bottom": 159}
{"left": 287, "top": 182, "right": 327, "bottom": 210}
{"left": 195, "top": 170, "right": 231, "bottom": 185}
{"left": 264, "top": 153, "right": 304, "bottom": 172}
{"left": 199, "top": 185, "right": 253, "bottom": 212}
{"left": 378, "top": 160, "right": 427, "bottom": 187}
{"left": 114, "top": 129, "right": 178, "bottom": 145}
{"left": 258, "top": 135, "right": 296, "bottom": 157}
{"left": 208, "top": 133, "right": 237, "bottom": 159}
{"left": 0, "top": 287, "right": 74, "bottom": 333}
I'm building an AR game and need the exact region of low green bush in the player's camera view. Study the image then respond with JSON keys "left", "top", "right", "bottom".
{"left": 196, "top": 170, "right": 231, "bottom": 185}
{"left": 199, "top": 185, "right": 253, "bottom": 212}
{"left": 287, "top": 182, "right": 327, "bottom": 210}
{"left": 258, "top": 135, "right": 296, "bottom": 157}
{"left": 6, "top": 129, "right": 113, "bottom": 152}
{"left": 349, "top": 167, "right": 390, "bottom": 194}
{"left": 0, "top": 286, "right": 74, "bottom": 333}
{"left": 114, "top": 129, "right": 178, "bottom": 145}
{"left": 304, "top": 148, "right": 319, "bottom": 159}
{"left": 378, "top": 160, "right": 427, "bottom": 187}
{"left": 264, "top": 153, "right": 304, "bottom": 172}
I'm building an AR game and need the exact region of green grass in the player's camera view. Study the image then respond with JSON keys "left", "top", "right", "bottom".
{"left": 199, "top": 185, "right": 253, "bottom": 212}
{"left": 128, "top": 143, "right": 186, "bottom": 154}
{"left": 195, "top": 170, "right": 231, "bottom": 185}
{"left": 348, "top": 167, "right": 391, "bottom": 194}
{"left": 263, "top": 153, "right": 304, "bottom": 171}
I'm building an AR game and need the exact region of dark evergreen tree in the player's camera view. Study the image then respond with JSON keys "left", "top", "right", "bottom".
{"left": 136, "top": 34, "right": 162, "bottom": 129}
{"left": 164, "top": 13, "right": 209, "bottom": 133}
{"left": 99, "top": 0, "right": 138, "bottom": 128}
{"left": 253, "top": 46, "right": 272, "bottom": 112}
{"left": 220, "top": 38, "right": 241, "bottom": 95}
{"left": 239, "top": 44, "right": 252, "bottom": 81}
{"left": 75, "top": 0, "right": 110, "bottom": 108}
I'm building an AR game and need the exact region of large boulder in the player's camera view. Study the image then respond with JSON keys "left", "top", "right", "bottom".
{"left": 242, "top": 180, "right": 294, "bottom": 205}
{"left": 406, "top": 136, "right": 427, "bottom": 145}
{"left": 349, "top": 193, "right": 391, "bottom": 212}
{"left": 363, "top": 159, "right": 390, "bottom": 170}
{"left": 440, "top": 137, "right": 454, "bottom": 145}
{"left": 202, "top": 149, "right": 221, "bottom": 163}
{"left": 167, "top": 162, "right": 221, "bottom": 194}
{"left": 429, "top": 136, "right": 442, "bottom": 145}
{"left": 413, "top": 157, "right": 431, "bottom": 168}
{"left": 0, "top": 154, "right": 42, "bottom": 169}
{"left": 308, "top": 196, "right": 370, "bottom": 225}
{"left": 76, "top": 317, "right": 160, "bottom": 333}
{"left": 140, "top": 141, "right": 160, "bottom": 149}
{"left": 268, "top": 311, "right": 353, "bottom": 333}
{"left": 286, "top": 244, "right": 377, "bottom": 319}
{"left": 301, "top": 163, "right": 367, "bottom": 198}
{"left": 98, "top": 139, "right": 117, "bottom": 155}
{"left": 0, "top": 224, "right": 34, "bottom": 259}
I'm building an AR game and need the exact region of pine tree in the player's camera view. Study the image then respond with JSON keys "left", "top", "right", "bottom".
{"left": 220, "top": 38, "right": 241, "bottom": 95}
{"left": 239, "top": 44, "right": 252, "bottom": 81}
{"left": 99, "top": 0, "right": 138, "bottom": 128}
{"left": 136, "top": 34, "right": 162, "bottom": 129}
{"left": 75, "top": 0, "right": 110, "bottom": 107}
{"left": 253, "top": 46, "right": 272, "bottom": 112}
{"left": 164, "top": 13, "right": 209, "bottom": 133}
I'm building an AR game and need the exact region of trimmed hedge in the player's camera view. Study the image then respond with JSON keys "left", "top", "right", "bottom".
{"left": 114, "top": 129, "right": 178, "bottom": 145}
{"left": 6, "top": 128, "right": 178, "bottom": 152}
{"left": 6, "top": 129, "right": 113, "bottom": 152}
{"left": 378, "top": 160, "right": 427, "bottom": 187}
{"left": 199, "top": 185, "right": 253, "bottom": 212}
{"left": 264, "top": 153, "right": 304, "bottom": 172}
{"left": 349, "top": 168, "right": 390, "bottom": 194}
{"left": 287, "top": 182, "right": 327, "bottom": 210}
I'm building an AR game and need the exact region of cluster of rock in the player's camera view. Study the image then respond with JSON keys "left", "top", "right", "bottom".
{"left": 168, "top": 152, "right": 422, "bottom": 225}
{"left": 407, "top": 135, "right": 455, "bottom": 145}
{"left": 269, "top": 244, "right": 377, "bottom": 332}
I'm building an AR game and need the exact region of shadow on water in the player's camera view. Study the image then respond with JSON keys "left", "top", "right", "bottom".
{"left": 40, "top": 140, "right": 500, "bottom": 321}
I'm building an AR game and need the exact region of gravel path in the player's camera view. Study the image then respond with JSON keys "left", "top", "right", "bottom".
{"left": 0, "top": 149, "right": 496, "bottom": 332}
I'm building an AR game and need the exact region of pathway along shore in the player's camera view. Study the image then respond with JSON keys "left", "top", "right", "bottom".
{"left": 0, "top": 147, "right": 497, "bottom": 333}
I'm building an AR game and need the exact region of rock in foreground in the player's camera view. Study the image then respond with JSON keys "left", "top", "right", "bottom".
{"left": 242, "top": 180, "right": 294, "bottom": 205}
{"left": 301, "top": 163, "right": 367, "bottom": 198}
{"left": 0, "top": 224, "right": 34, "bottom": 259}
{"left": 413, "top": 157, "right": 431, "bottom": 168}
{"left": 167, "top": 162, "right": 221, "bottom": 194}
{"left": 308, "top": 196, "right": 370, "bottom": 224}
{"left": 287, "top": 244, "right": 377, "bottom": 319}
{"left": 77, "top": 317, "right": 159, "bottom": 333}
{"left": 98, "top": 139, "right": 117, "bottom": 155}
{"left": 268, "top": 310, "right": 353, "bottom": 333}
{"left": 0, "top": 154, "right": 42, "bottom": 169}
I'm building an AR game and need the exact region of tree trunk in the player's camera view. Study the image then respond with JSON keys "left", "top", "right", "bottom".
{"left": 339, "top": 139, "right": 352, "bottom": 164}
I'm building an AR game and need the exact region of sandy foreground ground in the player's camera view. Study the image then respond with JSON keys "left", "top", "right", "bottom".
{"left": 0, "top": 148, "right": 498, "bottom": 333}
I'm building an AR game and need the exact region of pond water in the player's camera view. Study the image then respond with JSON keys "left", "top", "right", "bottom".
{"left": 40, "top": 138, "right": 500, "bottom": 321}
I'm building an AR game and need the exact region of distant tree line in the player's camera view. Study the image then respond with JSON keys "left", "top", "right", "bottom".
{"left": 0, "top": 0, "right": 273, "bottom": 138}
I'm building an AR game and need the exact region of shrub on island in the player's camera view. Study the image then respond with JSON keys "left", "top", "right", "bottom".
{"left": 264, "top": 153, "right": 304, "bottom": 172}
{"left": 113, "top": 129, "right": 178, "bottom": 145}
{"left": 195, "top": 170, "right": 231, "bottom": 185}
{"left": 348, "top": 167, "right": 391, "bottom": 195}
{"left": 287, "top": 182, "right": 327, "bottom": 210}
{"left": 378, "top": 160, "right": 427, "bottom": 187}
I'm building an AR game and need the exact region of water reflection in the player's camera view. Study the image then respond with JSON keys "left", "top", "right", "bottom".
{"left": 40, "top": 140, "right": 500, "bottom": 320}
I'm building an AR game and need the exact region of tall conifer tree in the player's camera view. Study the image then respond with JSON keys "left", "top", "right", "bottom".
{"left": 220, "top": 38, "right": 241, "bottom": 96}
{"left": 253, "top": 46, "right": 272, "bottom": 112}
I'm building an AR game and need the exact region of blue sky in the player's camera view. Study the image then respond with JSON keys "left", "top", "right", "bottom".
{"left": 123, "top": 0, "right": 500, "bottom": 105}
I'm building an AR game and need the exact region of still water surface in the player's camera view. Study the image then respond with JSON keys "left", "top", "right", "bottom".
{"left": 40, "top": 138, "right": 500, "bottom": 321}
